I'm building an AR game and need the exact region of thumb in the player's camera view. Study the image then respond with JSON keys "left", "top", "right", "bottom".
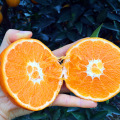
{"left": 0, "top": 29, "right": 32, "bottom": 53}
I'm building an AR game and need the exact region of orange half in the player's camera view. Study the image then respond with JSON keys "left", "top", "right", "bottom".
{"left": 63, "top": 37, "right": 120, "bottom": 102}
{"left": 0, "top": 39, "right": 62, "bottom": 111}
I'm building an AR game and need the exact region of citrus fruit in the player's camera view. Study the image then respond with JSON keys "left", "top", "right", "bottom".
{"left": 63, "top": 37, "right": 120, "bottom": 102}
{"left": 0, "top": 39, "right": 62, "bottom": 111}
{"left": 6, "top": 0, "right": 20, "bottom": 7}
{"left": 1, "top": 37, "right": 120, "bottom": 111}
{"left": 0, "top": 12, "right": 3, "bottom": 24}
{"left": 31, "top": 0, "right": 38, "bottom": 4}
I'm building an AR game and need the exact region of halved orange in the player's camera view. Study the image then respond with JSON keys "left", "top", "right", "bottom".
{"left": 1, "top": 37, "right": 120, "bottom": 111}
{"left": 0, "top": 39, "right": 62, "bottom": 111}
{"left": 63, "top": 37, "right": 120, "bottom": 102}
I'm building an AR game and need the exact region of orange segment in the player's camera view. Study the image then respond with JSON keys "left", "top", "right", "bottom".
{"left": 7, "top": 49, "right": 26, "bottom": 65}
{"left": 22, "top": 42, "right": 35, "bottom": 62}
{"left": 17, "top": 81, "right": 34, "bottom": 104}
{"left": 5, "top": 62, "right": 26, "bottom": 77}
{"left": 100, "top": 75, "right": 119, "bottom": 93}
{"left": 8, "top": 75, "right": 29, "bottom": 93}
{"left": 99, "top": 42, "right": 113, "bottom": 60}
{"left": 33, "top": 42, "right": 44, "bottom": 63}
{"left": 27, "top": 65, "right": 33, "bottom": 73}
{"left": 90, "top": 77, "right": 109, "bottom": 99}
{"left": 93, "top": 41, "right": 104, "bottom": 59}
{"left": 102, "top": 48, "right": 120, "bottom": 63}
{"left": 30, "top": 83, "right": 45, "bottom": 107}
{"left": 31, "top": 71, "right": 39, "bottom": 79}
{"left": 91, "top": 67, "right": 101, "bottom": 74}
{"left": 77, "top": 40, "right": 93, "bottom": 60}
{"left": 30, "top": 81, "right": 54, "bottom": 107}
{"left": 103, "top": 69, "right": 120, "bottom": 83}
{"left": 77, "top": 76, "right": 92, "bottom": 97}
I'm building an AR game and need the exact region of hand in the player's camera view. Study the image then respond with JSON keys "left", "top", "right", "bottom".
{"left": 0, "top": 29, "right": 97, "bottom": 120}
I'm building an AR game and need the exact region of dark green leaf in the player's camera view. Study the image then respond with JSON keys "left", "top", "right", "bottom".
{"left": 71, "top": 4, "right": 84, "bottom": 22}
{"left": 80, "top": 16, "right": 93, "bottom": 26}
{"left": 87, "top": 26, "right": 93, "bottom": 37}
{"left": 114, "top": 21, "right": 120, "bottom": 40}
{"left": 39, "top": 7, "right": 54, "bottom": 14}
{"left": 75, "top": 22, "right": 83, "bottom": 34}
{"left": 67, "top": 107, "right": 80, "bottom": 112}
{"left": 67, "top": 31, "right": 81, "bottom": 42}
{"left": 53, "top": 109, "right": 61, "bottom": 120}
{"left": 91, "top": 111, "right": 108, "bottom": 120}
{"left": 103, "top": 105, "right": 120, "bottom": 115}
{"left": 34, "top": 0, "right": 51, "bottom": 5}
{"left": 72, "top": 112, "right": 86, "bottom": 120}
{"left": 39, "top": 33, "right": 49, "bottom": 41}
{"left": 117, "top": 92, "right": 120, "bottom": 96}
{"left": 84, "top": 10, "right": 94, "bottom": 16}
{"left": 106, "top": 0, "right": 118, "bottom": 12}
{"left": 103, "top": 23, "right": 119, "bottom": 32}
{"left": 30, "top": 113, "right": 48, "bottom": 119}
{"left": 97, "top": 9, "right": 107, "bottom": 23}
{"left": 57, "top": 9, "right": 71, "bottom": 23}
{"left": 85, "top": 16, "right": 95, "bottom": 25}
{"left": 90, "top": 24, "right": 103, "bottom": 37}
{"left": 33, "top": 16, "right": 55, "bottom": 29}
{"left": 114, "top": 21, "right": 120, "bottom": 31}
{"left": 107, "top": 12, "right": 120, "bottom": 22}
{"left": 106, "top": 100, "right": 109, "bottom": 104}
{"left": 55, "top": 32, "right": 66, "bottom": 42}
{"left": 85, "top": 109, "right": 92, "bottom": 120}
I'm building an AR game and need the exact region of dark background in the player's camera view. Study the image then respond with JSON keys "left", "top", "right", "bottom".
{"left": 0, "top": 0, "right": 120, "bottom": 119}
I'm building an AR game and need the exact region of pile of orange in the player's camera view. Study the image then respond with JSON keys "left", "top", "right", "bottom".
{"left": 0, "top": 37, "right": 120, "bottom": 111}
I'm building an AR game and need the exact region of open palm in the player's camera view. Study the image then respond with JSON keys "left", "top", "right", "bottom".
{"left": 0, "top": 29, "right": 97, "bottom": 120}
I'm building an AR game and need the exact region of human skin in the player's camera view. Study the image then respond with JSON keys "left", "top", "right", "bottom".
{"left": 0, "top": 29, "right": 97, "bottom": 120}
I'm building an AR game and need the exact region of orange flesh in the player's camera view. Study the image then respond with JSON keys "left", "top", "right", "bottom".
{"left": 64, "top": 38, "right": 120, "bottom": 101}
{"left": 1, "top": 39, "right": 62, "bottom": 110}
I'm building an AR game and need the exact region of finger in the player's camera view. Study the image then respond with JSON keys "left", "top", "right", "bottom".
{"left": 52, "top": 37, "right": 91, "bottom": 57}
{"left": 0, "top": 29, "right": 32, "bottom": 53}
{"left": 52, "top": 42, "right": 76, "bottom": 57}
{"left": 52, "top": 94, "right": 97, "bottom": 108}
{"left": 60, "top": 81, "right": 70, "bottom": 93}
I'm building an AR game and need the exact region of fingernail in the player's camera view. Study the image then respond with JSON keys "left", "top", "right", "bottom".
{"left": 16, "top": 31, "right": 32, "bottom": 39}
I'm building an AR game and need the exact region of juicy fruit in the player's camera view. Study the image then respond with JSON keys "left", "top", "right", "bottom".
{"left": 6, "top": 0, "right": 20, "bottom": 7}
{"left": 1, "top": 37, "right": 120, "bottom": 111}
{"left": 64, "top": 37, "right": 120, "bottom": 102}
{"left": 0, "top": 39, "right": 62, "bottom": 111}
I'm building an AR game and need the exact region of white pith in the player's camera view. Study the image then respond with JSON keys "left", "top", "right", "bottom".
{"left": 86, "top": 59, "right": 104, "bottom": 79}
{"left": 27, "top": 61, "right": 43, "bottom": 84}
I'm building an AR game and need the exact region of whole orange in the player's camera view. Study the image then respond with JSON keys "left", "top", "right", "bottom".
{"left": 31, "top": 0, "right": 38, "bottom": 4}
{"left": 6, "top": 0, "right": 20, "bottom": 7}
{"left": 0, "top": 12, "right": 3, "bottom": 24}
